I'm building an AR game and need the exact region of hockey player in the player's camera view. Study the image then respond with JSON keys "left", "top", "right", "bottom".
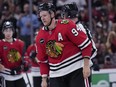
{"left": 24, "top": 31, "right": 42, "bottom": 87}
{"left": 36, "top": 2, "right": 93, "bottom": 87}
{"left": 0, "top": 21, "right": 28, "bottom": 87}
{"left": 61, "top": 3, "right": 97, "bottom": 60}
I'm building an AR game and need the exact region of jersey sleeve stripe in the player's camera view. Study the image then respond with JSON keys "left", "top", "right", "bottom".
{"left": 78, "top": 38, "right": 91, "bottom": 50}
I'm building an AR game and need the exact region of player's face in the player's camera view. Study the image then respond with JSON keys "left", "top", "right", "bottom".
{"left": 3, "top": 28, "right": 13, "bottom": 39}
{"left": 39, "top": 11, "right": 51, "bottom": 26}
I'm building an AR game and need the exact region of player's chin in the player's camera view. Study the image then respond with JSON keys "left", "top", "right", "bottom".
{"left": 5, "top": 36, "right": 12, "bottom": 39}
{"left": 43, "top": 22, "right": 48, "bottom": 26}
{"left": 43, "top": 23, "right": 48, "bottom": 26}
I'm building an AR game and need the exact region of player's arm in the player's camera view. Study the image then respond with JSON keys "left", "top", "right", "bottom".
{"left": 0, "top": 41, "right": 5, "bottom": 71}
{"left": 66, "top": 21, "right": 92, "bottom": 79}
{"left": 66, "top": 21, "right": 92, "bottom": 58}
{"left": 36, "top": 35, "right": 49, "bottom": 87}
{"left": 35, "top": 34, "right": 49, "bottom": 78}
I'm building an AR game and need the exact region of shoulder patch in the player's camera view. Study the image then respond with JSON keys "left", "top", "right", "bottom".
{"left": 61, "top": 20, "right": 69, "bottom": 24}
{"left": 40, "top": 38, "right": 44, "bottom": 44}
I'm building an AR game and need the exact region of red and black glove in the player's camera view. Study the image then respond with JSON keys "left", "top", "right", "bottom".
{"left": 22, "top": 61, "right": 31, "bottom": 72}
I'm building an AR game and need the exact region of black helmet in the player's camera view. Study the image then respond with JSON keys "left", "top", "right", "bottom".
{"left": 38, "top": 3, "right": 56, "bottom": 13}
{"left": 61, "top": 2, "right": 78, "bottom": 18}
{"left": 2, "top": 21, "right": 14, "bottom": 32}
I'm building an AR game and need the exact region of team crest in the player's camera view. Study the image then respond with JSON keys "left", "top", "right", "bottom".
{"left": 7, "top": 49, "right": 21, "bottom": 63}
{"left": 61, "top": 19, "right": 69, "bottom": 24}
{"left": 46, "top": 40, "right": 64, "bottom": 58}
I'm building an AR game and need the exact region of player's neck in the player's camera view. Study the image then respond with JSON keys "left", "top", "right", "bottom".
{"left": 71, "top": 18, "right": 78, "bottom": 24}
{"left": 4, "top": 38, "right": 13, "bottom": 43}
{"left": 48, "top": 19, "right": 57, "bottom": 30}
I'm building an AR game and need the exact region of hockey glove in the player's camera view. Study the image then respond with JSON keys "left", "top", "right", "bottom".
{"left": 22, "top": 61, "right": 31, "bottom": 72}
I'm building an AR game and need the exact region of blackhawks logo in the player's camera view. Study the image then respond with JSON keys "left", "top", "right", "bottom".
{"left": 7, "top": 49, "right": 21, "bottom": 63}
{"left": 61, "top": 19, "right": 69, "bottom": 24}
{"left": 46, "top": 40, "right": 64, "bottom": 58}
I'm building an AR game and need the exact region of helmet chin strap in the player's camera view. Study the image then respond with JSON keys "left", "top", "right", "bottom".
{"left": 47, "top": 17, "right": 53, "bottom": 26}
{"left": 44, "top": 17, "right": 53, "bottom": 30}
{"left": 44, "top": 12, "right": 55, "bottom": 31}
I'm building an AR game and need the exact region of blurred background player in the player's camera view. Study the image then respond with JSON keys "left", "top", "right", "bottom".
{"left": 0, "top": 21, "right": 30, "bottom": 87}
{"left": 24, "top": 31, "right": 42, "bottom": 87}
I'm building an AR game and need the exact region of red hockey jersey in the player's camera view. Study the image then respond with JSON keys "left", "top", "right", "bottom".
{"left": 0, "top": 39, "right": 24, "bottom": 71}
{"left": 36, "top": 19, "right": 92, "bottom": 77}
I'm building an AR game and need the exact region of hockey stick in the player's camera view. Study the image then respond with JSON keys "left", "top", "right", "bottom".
{"left": 0, "top": 76, "right": 5, "bottom": 87}
{"left": 22, "top": 47, "right": 32, "bottom": 87}
{"left": 25, "top": 72, "right": 32, "bottom": 87}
